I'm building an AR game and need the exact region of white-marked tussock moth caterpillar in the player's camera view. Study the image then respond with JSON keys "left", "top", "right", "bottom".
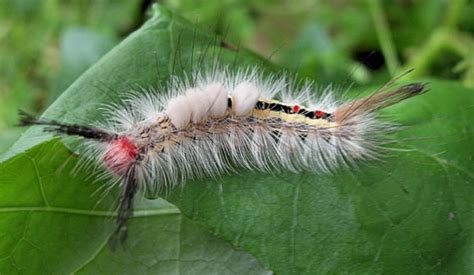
{"left": 19, "top": 66, "right": 427, "bottom": 245}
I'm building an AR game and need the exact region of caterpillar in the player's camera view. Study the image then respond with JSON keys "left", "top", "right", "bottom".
{"left": 18, "top": 67, "right": 427, "bottom": 245}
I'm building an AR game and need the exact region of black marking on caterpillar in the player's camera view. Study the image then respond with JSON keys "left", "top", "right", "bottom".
{"left": 19, "top": 71, "right": 427, "bottom": 247}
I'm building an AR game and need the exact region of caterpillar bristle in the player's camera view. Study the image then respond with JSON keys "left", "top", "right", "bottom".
{"left": 334, "top": 82, "right": 427, "bottom": 123}
{"left": 17, "top": 110, "right": 41, "bottom": 127}
{"left": 18, "top": 110, "right": 117, "bottom": 141}
{"left": 108, "top": 160, "right": 141, "bottom": 250}
{"left": 18, "top": 66, "right": 428, "bottom": 244}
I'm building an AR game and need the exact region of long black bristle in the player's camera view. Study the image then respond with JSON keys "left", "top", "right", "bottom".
{"left": 108, "top": 161, "right": 140, "bottom": 250}
{"left": 17, "top": 110, "right": 117, "bottom": 141}
{"left": 17, "top": 110, "right": 42, "bottom": 126}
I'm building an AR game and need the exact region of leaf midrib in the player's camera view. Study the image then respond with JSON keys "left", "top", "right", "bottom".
{"left": 0, "top": 206, "right": 180, "bottom": 217}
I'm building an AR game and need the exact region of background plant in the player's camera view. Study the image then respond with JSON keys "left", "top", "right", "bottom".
{"left": 0, "top": 1, "right": 472, "bottom": 274}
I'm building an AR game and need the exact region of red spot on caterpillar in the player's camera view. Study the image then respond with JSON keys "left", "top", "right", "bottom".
{"left": 292, "top": 105, "right": 300, "bottom": 113}
{"left": 103, "top": 137, "right": 138, "bottom": 175}
{"left": 315, "top": 110, "right": 324, "bottom": 119}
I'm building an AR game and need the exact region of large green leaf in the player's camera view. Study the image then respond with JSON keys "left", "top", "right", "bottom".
{"left": 0, "top": 4, "right": 269, "bottom": 274}
{"left": 0, "top": 140, "right": 268, "bottom": 274}
{"left": 168, "top": 80, "right": 474, "bottom": 274}
{"left": 1, "top": 4, "right": 472, "bottom": 274}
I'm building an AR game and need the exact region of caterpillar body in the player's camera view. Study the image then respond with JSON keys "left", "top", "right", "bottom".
{"left": 19, "top": 68, "right": 427, "bottom": 244}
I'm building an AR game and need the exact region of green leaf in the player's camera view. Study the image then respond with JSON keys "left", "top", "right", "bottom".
{"left": 0, "top": 4, "right": 269, "bottom": 274}
{"left": 0, "top": 140, "right": 268, "bottom": 274}
{"left": 169, "top": 80, "right": 474, "bottom": 273}
{"left": 1, "top": 4, "right": 472, "bottom": 274}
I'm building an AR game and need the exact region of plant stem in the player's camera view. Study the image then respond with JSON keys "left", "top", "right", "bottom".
{"left": 443, "top": 0, "right": 467, "bottom": 30}
{"left": 367, "top": 0, "right": 400, "bottom": 76}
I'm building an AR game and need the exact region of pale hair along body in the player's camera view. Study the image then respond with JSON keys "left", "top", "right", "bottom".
{"left": 19, "top": 66, "right": 427, "bottom": 245}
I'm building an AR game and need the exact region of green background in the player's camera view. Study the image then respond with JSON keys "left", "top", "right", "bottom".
{"left": 0, "top": 1, "right": 472, "bottom": 274}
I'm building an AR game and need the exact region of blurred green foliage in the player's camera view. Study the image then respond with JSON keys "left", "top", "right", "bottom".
{"left": 0, "top": 0, "right": 473, "bottom": 153}
{"left": 163, "top": 0, "right": 473, "bottom": 84}
{"left": 0, "top": 0, "right": 141, "bottom": 153}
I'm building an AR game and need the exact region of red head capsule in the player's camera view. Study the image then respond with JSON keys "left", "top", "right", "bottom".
{"left": 103, "top": 137, "right": 138, "bottom": 175}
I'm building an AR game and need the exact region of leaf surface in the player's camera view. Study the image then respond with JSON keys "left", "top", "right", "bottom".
{"left": 1, "top": 4, "right": 472, "bottom": 274}
{"left": 169, "top": 80, "right": 474, "bottom": 273}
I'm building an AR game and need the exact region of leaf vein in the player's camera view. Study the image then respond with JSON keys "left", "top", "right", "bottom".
{"left": 0, "top": 206, "right": 180, "bottom": 217}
